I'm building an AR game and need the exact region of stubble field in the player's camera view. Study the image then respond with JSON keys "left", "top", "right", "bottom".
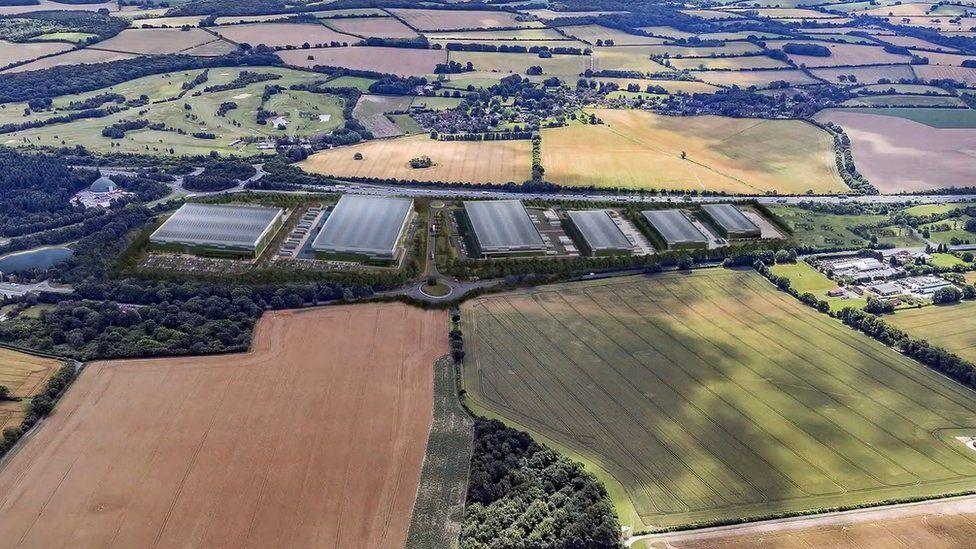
{"left": 463, "top": 269, "right": 976, "bottom": 530}
{"left": 815, "top": 109, "right": 976, "bottom": 192}
{"left": 0, "top": 348, "right": 61, "bottom": 431}
{"left": 299, "top": 134, "right": 532, "bottom": 184}
{"left": 541, "top": 109, "right": 845, "bottom": 193}
{"left": 0, "top": 303, "right": 446, "bottom": 548}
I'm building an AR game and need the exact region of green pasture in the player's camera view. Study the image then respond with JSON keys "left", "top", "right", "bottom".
{"left": 837, "top": 107, "right": 976, "bottom": 128}
{"left": 765, "top": 205, "right": 884, "bottom": 250}
{"left": 2, "top": 67, "right": 345, "bottom": 156}
{"left": 889, "top": 299, "right": 976, "bottom": 364}
{"left": 463, "top": 269, "right": 976, "bottom": 531}
{"left": 770, "top": 261, "right": 866, "bottom": 311}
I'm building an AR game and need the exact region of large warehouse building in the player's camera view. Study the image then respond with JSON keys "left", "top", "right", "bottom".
{"left": 701, "top": 204, "right": 761, "bottom": 239}
{"left": 311, "top": 195, "right": 414, "bottom": 263}
{"left": 149, "top": 203, "right": 284, "bottom": 258}
{"left": 642, "top": 209, "right": 709, "bottom": 250}
{"left": 565, "top": 210, "right": 633, "bottom": 256}
{"left": 462, "top": 200, "right": 546, "bottom": 258}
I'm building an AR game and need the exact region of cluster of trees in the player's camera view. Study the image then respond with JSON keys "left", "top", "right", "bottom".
{"left": 202, "top": 70, "right": 280, "bottom": 93}
{"left": 0, "top": 49, "right": 281, "bottom": 104}
{"left": 659, "top": 85, "right": 853, "bottom": 120}
{"left": 780, "top": 42, "right": 832, "bottom": 57}
{"left": 0, "top": 104, "right": 128, "bottom": 136}
{"left": 460, "top": 419, "right": 622, "bottom": 549}
{"left": 0, "top": 149, "right": 95, "bottom": 237}
{"left": 0, "top": 10, "right": 127, "bottom": 44}
{"left": 444, "top": 42, "right": 589, "bottom": 56}
{"left": 0, "top": 277, "right": 374, "bottom": 360}
{"left": 183, "top": 161, "right": 256, "bottom": 191}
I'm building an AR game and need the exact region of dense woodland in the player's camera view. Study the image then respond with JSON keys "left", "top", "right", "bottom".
{"left": 461, "top": 419, "right": 623, "bottom": 549}
{"left": 0, "top": 149, "right": 95, "bottom": 236}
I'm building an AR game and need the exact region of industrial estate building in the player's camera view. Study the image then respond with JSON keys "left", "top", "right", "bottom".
{"left": 641, "top": 209, "right": 709, "bottom": 250}
{"left": 311, "top": 195, "right": 414, "bottom": 263}
{"left": 462, "top": 200, "right": 546, "bottom": 258}
{"left": 565, "top": 210, "right": 633, "bottom": 256}
{"left": 701, "top": 204, "right": 761, "bottom": 239}
{"left": 149, "top": 203, "right": 285, "bottom": 259}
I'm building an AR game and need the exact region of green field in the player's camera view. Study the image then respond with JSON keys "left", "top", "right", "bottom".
{"left": 929, "top": 252, "right": 971, "bottom": 268}
{"left": 837, "top": 107, "right": 976, "bottom": 128}
{"left": 2, "top": 67, "right": 343, "bottom": 156}
{"left": 765, "top": 205, "right": 884, "bottom": 250}
{"left": 770, "top": 261, "right": 866, "bottom": 311}
{"left": 903, "top": 202, "right": 975, "bottom": 216}
{"left": 463, "top": 269, "right": 976, "bottom": 530}
{"left": 920, "top": 215, "right": 975, "bottom": 246}
{"left": 841, "top": 95, "right": 966, "bottom": 108}
{"left": 889, "top": 300, "right": 976, "bottom": 363}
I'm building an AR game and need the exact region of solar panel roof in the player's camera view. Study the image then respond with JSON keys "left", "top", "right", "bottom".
{"left": 642, "top": 209, "right": 708, "bottom": 245}
{"left": 701, "top": 204, "right": 760, "bottom": 234}
{"left": 150, "top": 203, "right": 283, "bottom": 249}
{"left": 311, "top": 195, "right": 414, "bottom": 257}
{"left": 567, "top": 210, "right": 631, "bottom": 252}
{"left": 463, "top": 200, "right": 544, "bottom": 252}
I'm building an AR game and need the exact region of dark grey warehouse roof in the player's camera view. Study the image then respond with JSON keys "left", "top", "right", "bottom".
{"left": 701, "top": 204, "right": 760, "bottom": 234}
{"left": 150, "top": 203, "right": 283, "bottom": 249}
{"left": 464, "top": 200, "right": 544, "bottom": 252}
{"left": 311, "top": 195, "right": 414, "bottom": 257}
{"left": 567, "top": 210, "right": 631, "bottom": 252}
{"left": 642, "top": 209, "right": 708, "bottom": 246}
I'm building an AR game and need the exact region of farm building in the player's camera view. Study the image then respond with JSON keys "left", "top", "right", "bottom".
{"left": 462, "top": 200, "right": 546, "bottom": 258}
{"left": 311, "top": 195, "right": 414, "bottom": 263}
{"left": 700, "top": 204, "right": 761, "bottom": 239}
{"left": 565, "top": 210, "right": 633, "bottom": 256}
{"left": 149, "top": 203, "right": 284, "bottom": 259}
{"left": 641, "top": 209, "right": 709, "bottom": 250}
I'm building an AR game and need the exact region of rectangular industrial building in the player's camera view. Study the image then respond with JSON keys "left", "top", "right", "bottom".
{"left": 149, "top": 203, "right": 284, "bottom": 258}
{"left": 700, "top": 204, "right": 761, "bottom": 239}
{"left": 311, "top": 195, "right": 414, "bottom": 263}
{"left": 462, "top": 200, "right": 546, "bottom": 258}
{"left": 565, "top": 210, "right": 633, "bottom": 256}
{"left": 641, "top": 209, "right": 709, "bottom": 250}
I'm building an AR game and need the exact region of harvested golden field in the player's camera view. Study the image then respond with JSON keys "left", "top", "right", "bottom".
{"left": 593, "top": 77, "right": 721, "bottom": 94}
{"left": 639, "top": 42, "right": 764, "bottom": 57}
{"left": 3, "top": 48, "right": 138, "bottom": 73}
{"left": 300, "top": 134, "right": 532, "bottom": 184}
{"left": 0, "top": 39, "right": 71, "bottom": 69}
{"left": 669, "top": 55, "right": 791, "bottom": 70}
{"left": 697, "top": 68, "right": 820, "bottom": 87}
{"left": 448, "top": 50, "right": 589, "bottom": 76}
{"left": 815, "top": 109, "right": 976, "bottom": 192}
{"left": 542, "top": 109, "right": 844, "bottom": 194}
{"left": 388, "top": 8, "right": 536, "bottom": 31}
{"left": 874, "top": 33, "right": 962, "bottom": 51}
{"left": 767, "top": 40, "right": 910, "bottom": 67}
{"left": 811, "top": 64, "right": 917, "bottom": 84}
{"left": 638, "top": 495, "right": 976, "bottom": 548}
{"left": 89, "top": 28, "right": 219, "bottom": 54}
{"left": 558, "top": 24, "right": 666, "bottom": 45}
{"left": 278, "top": 46, "right": 446, "bottom": 76}
{"left": 915, "top": 50, "right": 976, "bottom": 65}
{"left": 915, "top": 64, "right": 976, "bottom": 83}
{"left": 129, "top": 15, "right": 205, "bottom": 27}
{"left": 213, "top": 23, "right": 356, "bottom": 47}
{"left": 0, "top": 303, "right": 446, "bottom": 548}
{"left": 323, "top": 16, "right": 419, "bottom": 39}
{"left": 592, "top": 47, "right": 669, "bottom": 73}
{"left": 0, "top": 348, "right": 61, "bottom": 431}
{"left": 424, "top": 28, "right": 567, "bottom": 41}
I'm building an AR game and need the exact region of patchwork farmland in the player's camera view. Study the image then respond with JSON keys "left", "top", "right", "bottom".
{"left": 463, "top": 269, "right": 976, "bottom": 530}
{"left": 0, "top": 303, "right": 446, "bottom": 548}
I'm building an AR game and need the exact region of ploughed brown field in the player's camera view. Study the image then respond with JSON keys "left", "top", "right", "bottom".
{"left": 0, "top": 303, "right": 446, "bottom": 548}
{"left": 638, "top": 495, "right": 976, "bottom": 548}
{"left": 815, "top": 109, "right": 976, "bottom": 192}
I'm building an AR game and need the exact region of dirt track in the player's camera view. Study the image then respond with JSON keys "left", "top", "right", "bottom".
{"left": 0, "top": 303, "right": 446, "bottom": 548}
{"left": 635, "top": 494, "right": 976, "bottom": 548}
